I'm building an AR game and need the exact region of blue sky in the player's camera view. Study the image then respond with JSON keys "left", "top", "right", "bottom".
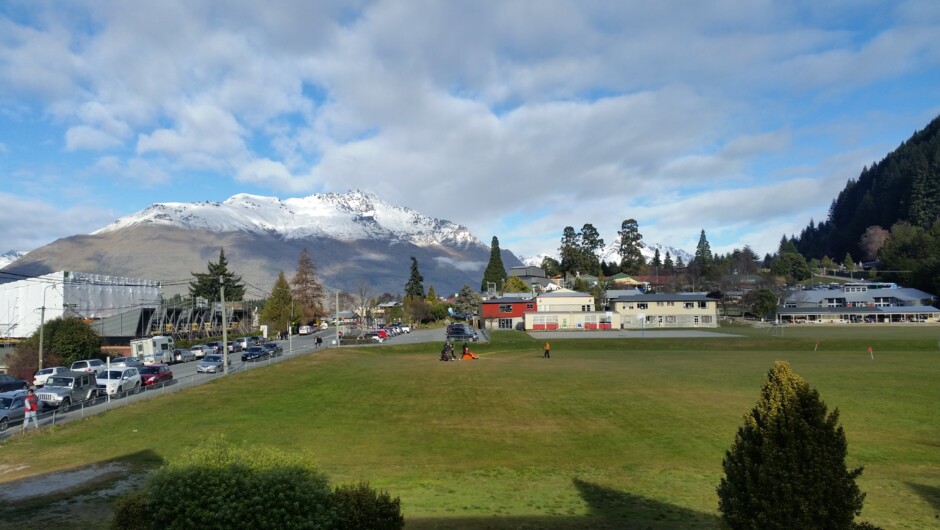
{"left": 1, "top": 0, "right": 939, "bottom": 260}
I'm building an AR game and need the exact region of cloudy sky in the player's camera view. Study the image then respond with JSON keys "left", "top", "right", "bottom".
{"left": 1, "top": 1, "right": 939, "bottom": 261}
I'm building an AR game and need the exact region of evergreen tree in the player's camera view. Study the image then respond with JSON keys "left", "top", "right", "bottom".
{"left": 291, "top": 248, "right": 325, "bottom": 325}
{"left": 676, "top": 255, "right": 685, "bottom": 268}
{"left": 189, "top": 248, "right": 246, "bottom": 302}
{"left": 503, "top": 276, "right": 530, "bottom": 293}
{"left": 578, "top": 223, "right": 604, "bottom": 276}
{"left": 454, "top": 284, "right": 479, "bottom": 316}
{"left": 558, "top": 226, "right": 581, "bottom": 274}
{"left": 695, "top": 229, "right": 713, "bottom": 265}
{"left": 260, "top": 272, "right": 293, "bottom": 336}
{"left": 481, "top": 236, "right": 508, "bottom": 292}
{"left": 650, "top": 248, "right": 662, "bottom": 269}
{"left": 663, "top": 251, "right": 674, "bottom": 272}
{"left": 843, "top": 252, "right": 855, "bottom": 271}
{"left": 404, "top": 256, "right": 425, "bottom": 300}
{"left": 540, "top": 256, "right": 561, "bottom": 277}
{"left": 617, "top": 218, "right": 645, "bottom": 274}
{"left": 717, "top": 361, "right": 868, "bottom": 529}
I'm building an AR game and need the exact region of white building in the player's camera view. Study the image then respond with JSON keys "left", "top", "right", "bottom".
{"left": 0, "top": 271, "right": 162, "bottom": 338}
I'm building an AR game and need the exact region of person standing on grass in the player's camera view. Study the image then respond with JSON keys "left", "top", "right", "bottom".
{"left": 544, "top": 341, "right": 550, "bottom": 358}
{"left": 22, "top": 388, "right": 39, "bottom": 432}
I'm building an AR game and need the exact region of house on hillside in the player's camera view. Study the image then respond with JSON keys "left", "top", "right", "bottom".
{"left": 611, "top": 292, "right": 719, "bottom": 329}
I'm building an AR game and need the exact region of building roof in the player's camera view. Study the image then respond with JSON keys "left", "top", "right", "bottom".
{"left": 612, "top": 293, "right": 714, "bottom": 302}
{"left": 784, "top": 287, "right": 935, "bottom": 306}
{"left": 777, "top": 306, "right": 940, "bottom": 315}
{"left": 537, "top": 289, "right": 592, "bottom": 298}
{"left": 482, "top": 297, "right": 533, "bottom": 305}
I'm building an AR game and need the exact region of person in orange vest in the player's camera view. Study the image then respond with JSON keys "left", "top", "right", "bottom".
{"left": 22, "top": 388, "right": 39, "bottom": 432}
{"left": 543, "top": 341, "right": 550, "bottom": 358}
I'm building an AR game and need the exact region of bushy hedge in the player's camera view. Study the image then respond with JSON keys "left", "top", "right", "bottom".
{"left": 329, "top": 481, "right": 404, "bottom": 530}
{"left": 112, "top": 437, "right": 405, "bottom": 530}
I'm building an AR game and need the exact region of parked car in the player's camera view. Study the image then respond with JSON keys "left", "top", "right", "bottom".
{"left": 139, "top": 364, "right": 173, "bottom": 387}
{"left": 0, "top": 389, "right": 28, "bottom": 432}
{"left": 204, "top": 341, "right": 224, "bottom": 355}
{"left": 172, "top": 348, "right": 196, "bottom": 363}
{"left": 196, "top": 354, "right": 230, "bottom": 373}
{"left": 399, "top": 324, "right": 411, "bottom": 333}
{"left": 96, "top": 368, "right": 142, "bottom": 397}
{"left": 227, "top": 341, "right": 242, "bottom": 353}
{"left": 261, "top": 342, "right": 283, "bottom": 356}
{"left": 0, "top": 373, "right": 29, "bottom": 393}
{"left": 36, "top": 371, "right": 98, "bottom": 411}
{"left": 359, "top": 331, "right": 384, "bottom": 343}
{"left": 70, "top": 359, "right": 107, "bottom": 376}
{"left": 447, "top": 332, "right": 478, "bottom": 343}
{"left": 109, "top": 357, "right": 144, "bottom": 369}
{"left": 241, "top": 346, "right": 269, "bottom": 362}
{"left": 33, "top": 366, "right": 70, "bottom": 387}
{"left": 190, "top": 345, "right": 208, "bottom": 359}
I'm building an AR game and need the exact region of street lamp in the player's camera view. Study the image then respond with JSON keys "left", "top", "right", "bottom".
{"left": 38, "top": 284, "right": 57, "bottom": 372}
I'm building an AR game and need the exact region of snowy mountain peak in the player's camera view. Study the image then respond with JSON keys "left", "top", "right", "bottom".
{"left": 94, "top": 190, "right": 481, "bottom": 248}
{"left": 0, "top": 250, "right": 26, "bottom": 269}
{"left": 519, "top": 242, "right": 692, "bottom": 269}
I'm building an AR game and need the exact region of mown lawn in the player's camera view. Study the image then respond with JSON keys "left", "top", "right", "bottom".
{"left": 1, "top": 326, "right": 938, "bottom": 528}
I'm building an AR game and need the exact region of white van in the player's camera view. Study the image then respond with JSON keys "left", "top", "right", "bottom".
{"left": 298, "top": 325, "right": 312, "bottom": 335}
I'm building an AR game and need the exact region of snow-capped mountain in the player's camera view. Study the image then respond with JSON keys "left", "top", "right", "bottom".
{"left": 94, "top": 190, "right": 479, "bottom": 249}
{"left": 0, "top": 250, "right": 26, "bottom": 269}
{"left": 7, "top": 190, "right": 521, "bottom": 297}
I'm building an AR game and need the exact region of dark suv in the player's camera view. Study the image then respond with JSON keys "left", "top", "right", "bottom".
{"left": 446, "top": 324, "right": 478, "bottom": 342}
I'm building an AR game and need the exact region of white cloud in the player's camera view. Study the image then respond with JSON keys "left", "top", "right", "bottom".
{"left": 66, "top": 126, "right": 122, "bottom": 151}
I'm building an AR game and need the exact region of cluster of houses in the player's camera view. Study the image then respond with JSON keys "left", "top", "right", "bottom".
{"left": 474, "top": 267, "right": 939, "bottom": 332}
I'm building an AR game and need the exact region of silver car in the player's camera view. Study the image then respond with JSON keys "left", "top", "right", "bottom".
{"left": 196, "top": 354, "right": 230, "bottom": 374}
{"left": 0, "top": 389, "right": 28, "bottom": 432}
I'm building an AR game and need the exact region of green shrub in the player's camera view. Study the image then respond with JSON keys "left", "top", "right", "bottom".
{"left": 329, "top": 481, "right": 404, "bottom": 530}
{"left": 110, "top": 489, "right": 152, "bottom": 530}
{"left": 146, "top": 436, "right": 333, "bottom": 529}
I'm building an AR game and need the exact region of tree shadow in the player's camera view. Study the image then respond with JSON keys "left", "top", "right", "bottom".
{"left": 906, "top": 482, "right": 940, "bottom": 514}
{"left": 407, "top": 478, "right": 718, "bottom": 529}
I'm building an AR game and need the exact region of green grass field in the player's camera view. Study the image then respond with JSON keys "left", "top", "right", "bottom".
{"left": 1, "top": 326, "right": 938, "bottom": 528}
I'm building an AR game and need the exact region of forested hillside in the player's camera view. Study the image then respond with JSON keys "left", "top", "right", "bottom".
{"left": 796, "top": 115, "right": 940, "bottom": 262}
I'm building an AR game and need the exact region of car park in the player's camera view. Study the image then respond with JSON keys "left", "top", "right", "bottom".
{"left": 33, "top": 366, "right": 70, "bottom": 387}
{"left": 70, "top": 359, "right": 107, "bottom": 376}
{"left": 96, "top": 367, "right": 142, "bottom": 397}
{"left": 139, "top": 364, "right": 173, "bottom": 387}
{"left": 109, "top": 356, "right": 144, "bottom": 369}
{"left": 36, "top": 371, "right": 98, "bottom": 411}
{"left": 173, "top": 348, "right": 196, "bottom": 363}
{"left": 0, "top": 389, "right": 27, "bottom": 432}
{"left": 196, "top": 354, "right": 230, "bottom": 373}
{"left": 0, "top": 373, "right": 29, "bottom": 392}
{"left": 241, "top": 346, "right": 269, "bottom": 362}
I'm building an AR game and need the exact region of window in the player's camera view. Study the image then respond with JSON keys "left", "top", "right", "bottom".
{"left": 684, "top": 302, "right": 694, "bottom": 309}
{"left": 498, "top": 318, "right": 513, "bottom": 329}
{"left": 701, "top": 316, "right": 713, "bottom": 323}
{"left": 698, "top": 301, "right": 708, "bottom": 309}
{"left": 665, "top": 315, "right": 676, "bottom": 323}
{"left": 526, "top": 303, "right": 534, "bottom": 310}
{"left": 499, "top": 304, "right": 512, "bottom": 313}
{"left": 657, "top": 301, "right": 665, "bottom": 306}
{"left": 667, "top": 301, "right": 674, "bottom": 306}
{"left": 581, "top": 304, "right": 592, "bottom": 311}
{"left": 637, "top": 302, "right": 648, "bottom": 310}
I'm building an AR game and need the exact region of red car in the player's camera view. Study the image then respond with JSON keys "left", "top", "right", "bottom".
{"left": 139, "top": 364, "right": 173, "bottom": 388}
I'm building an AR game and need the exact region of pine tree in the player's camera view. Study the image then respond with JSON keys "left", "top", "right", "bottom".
{"left": 695, "top": 229, "right": 713, "bottom": 265}
{"left": 481, "top": 236, "right": 508, "bottom": 292}
{"left": 260, "top": 272, "right": 293, "bottom": 336}
{"left": 578, "top": 223, "right": 604, "bottom": 276}
{"left": 189, "top": 248, "right": 246, "bottom": 302}
{"left": 426, "top": 285, "right": 438, "bottom": 302}
{"left": 404, "top": 256, "right": 425, "bottom": 300}
{"left": 558, "top": 226, "right": 580, "bottom": 274}
{"left": 291, "top": 248, "right": 325, "bottom": 325}
{"left": 717, "top": 361, "right": 868, "bottom": 529}
{"left": 663, "top": 251, "right": 674, "bottom": 272}
{"left": 650, "top": 248, "right": 662, "bottom": 269}
{"left": 617, "top": 218, "right": 645, "bottom": 274}
{"left": 454, "top": 284, "right": 479, "bottom": 316}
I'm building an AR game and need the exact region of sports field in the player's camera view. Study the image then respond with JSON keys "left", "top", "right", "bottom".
{"left": 0, "top": 325, "right": 938, "bottom": 528}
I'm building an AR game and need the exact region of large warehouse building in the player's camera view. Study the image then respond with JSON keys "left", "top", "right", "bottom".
{"left": 0, "top": 271, "right": 162, "bottom": 339}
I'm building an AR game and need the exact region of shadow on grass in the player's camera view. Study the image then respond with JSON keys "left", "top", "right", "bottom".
{"left": 906, "top": 482, "right": 940, "bottom": 515}
{"left": 0, "top": 449, "right": 162, "bottom": 528}
{"left": 406, "top": 478, "right": 718, "bottom": 529}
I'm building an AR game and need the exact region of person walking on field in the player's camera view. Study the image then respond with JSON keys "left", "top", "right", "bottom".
{"left": 22, "top": 388, "right": 39, "bottom": 432}
{"left": 544, "top": 341, "right": 550, "bottom": 358}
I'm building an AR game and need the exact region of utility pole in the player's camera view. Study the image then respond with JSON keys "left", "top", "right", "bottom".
{"left": 288, "top": 300, "right": 293, "bottom": 355}
{"left": 335, "top": 290, "right": 340, "bottom": 347}
{"left": 38, "top": 304, "right": 46, "bottom": 372}
{"left": 220, "top": 276, "right": 228, "bottom": 375}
